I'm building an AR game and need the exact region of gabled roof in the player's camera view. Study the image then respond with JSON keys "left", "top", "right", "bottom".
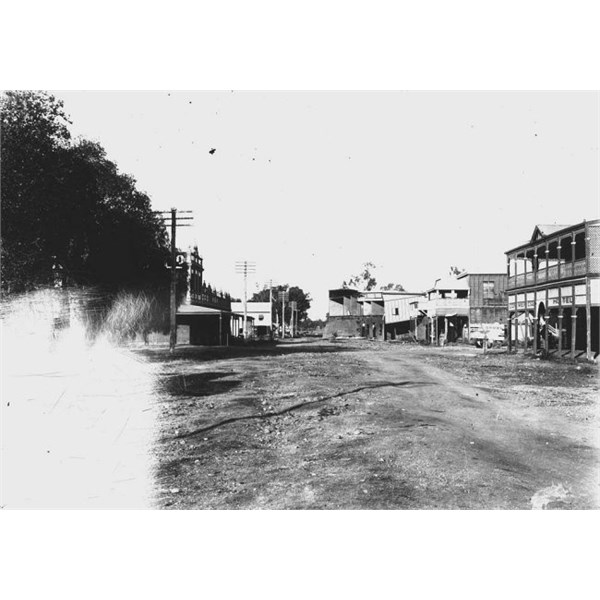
{"left": 530, "top": 224, "right": 572, "bottom": 243}
{"left": 505, "top": 219, "right": 599, "bottom": 254}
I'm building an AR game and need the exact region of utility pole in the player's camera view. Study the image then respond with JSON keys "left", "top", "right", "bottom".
{"left": 170, "top": 208, "right": 177, "bottom": 352}
{"left": 268, "top": 279, "right": 277, "bottom": 339}
{"left": 235, "top": 261, "right": 256, "bottom": 338}
{"left": 278, "top": 289, "right": 289, "bottom": 338}
{"left": 290, "top": 300, "right": 297, "bottom": 337}
{"left": 156, "top": 209, "right": 193, "bottom": 353}
{"left": 281, "top": 292, "right": 286, "bottom": 338}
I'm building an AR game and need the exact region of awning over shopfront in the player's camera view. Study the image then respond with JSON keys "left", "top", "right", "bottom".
{"left": 176, "top": 304, "right": 236, "bottom": 345}
{"left": 177, "top": 304, "right": 231, "bottom": 317}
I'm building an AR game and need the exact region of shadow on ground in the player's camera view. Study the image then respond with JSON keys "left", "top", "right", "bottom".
{"left": 159, "top": 371, "right": 241, "bottom": 397}
{"left": 134, "top": 340, "right": 357, "bottom": 364}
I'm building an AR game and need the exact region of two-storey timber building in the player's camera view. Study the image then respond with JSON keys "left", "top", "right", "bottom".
{"left": 505, "top": 220, "right": 599, "bottom": 360}
{"left": 414, "top": 273, "right": 507, "bottom": 345}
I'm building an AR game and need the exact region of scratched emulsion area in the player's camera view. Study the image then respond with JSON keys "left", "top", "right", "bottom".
{"left": 1, "top": 290, "right": 160, "bottom": 509}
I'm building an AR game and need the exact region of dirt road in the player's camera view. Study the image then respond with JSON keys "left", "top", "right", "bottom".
{"left": 149, "top": 339, "right": 599, "bottom": 509}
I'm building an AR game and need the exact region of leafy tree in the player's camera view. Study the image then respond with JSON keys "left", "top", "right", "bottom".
{"left": 250, "top": 284, "right": 312, "bottom": 324}
{"left": 1, "top": 91, "right": 72, "bottom": 291}
{"left": 343, "top": 261, "right": 377, "bottom": 291}
{"left": 301, "top": 317, "right": 325, "bottom": 335}
{"left": 1, "top": 91, "right": 171, "bottom": 295}
{"left": 63, "top": 140, "right": 170, "bottom": 291}
{"left": 380, "top": 282, "right": 405, "bottom": 291}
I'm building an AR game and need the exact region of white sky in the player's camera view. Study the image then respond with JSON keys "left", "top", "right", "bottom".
{"left": 56, "top": 91, "right": 599, "bottom": 318}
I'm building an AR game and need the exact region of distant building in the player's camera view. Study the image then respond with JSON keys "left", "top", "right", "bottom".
{"left": 459, "top": 272, "right": 508, "bottom": 342}
{"left": 327, "top": 288, "right": 362, "bottom": 317}
{"left": 417, "top": 276, "right": 470, "bottom": 344}
{"left": 505, "top": 220, "right": 599, "bottom": 359}
{"left": 231, "top": 301, "right": 272, "bottom": 339}
{"left": 323, "top": 288, "right": 423, "bottom": 340}
{"left": 363, "top": 291, "right": 425, "bottom": 340}
{"left": 323, "top": 288, "right": 380, "bottom": 338}
{"left": 409, "top": 272, "right": 507, "bottom": 345}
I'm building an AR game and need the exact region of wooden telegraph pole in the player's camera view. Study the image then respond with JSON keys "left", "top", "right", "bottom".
{"left": 268, "top": 279, "right": 277, "bottom": 340}
{"left": 235, "top": 261, "right": 256, "bottom": 338}
{"left": 290, "top": 300, "right": 297, "bottom": 337}
{"left": 156, "top": 209, "right": 193, "bottom": 353}
{"left": 278, "top": 289, "right": 289, "bottom": 338}
{"left": 169, "top": 208, "right": 177, "bottom": 352}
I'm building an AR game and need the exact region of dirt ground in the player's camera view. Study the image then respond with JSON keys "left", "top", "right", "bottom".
{"left": 139, "top": 339, "right": 599, "bottom": 510}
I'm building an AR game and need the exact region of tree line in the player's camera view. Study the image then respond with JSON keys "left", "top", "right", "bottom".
{"left": 1, "top": 91, "right": 171, "bottom": 296}
{"left": 250, "top": 285, "right": 312, "bottom": 324}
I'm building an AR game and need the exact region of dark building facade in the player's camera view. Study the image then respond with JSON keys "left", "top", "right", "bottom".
{"left": 458, "top": 272, "right": 508, "bottom": 341}
{"left": 176, "top": 247, "right": 234, "bottom": 346}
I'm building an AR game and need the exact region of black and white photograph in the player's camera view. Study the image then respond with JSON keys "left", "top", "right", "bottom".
{"left": 1, "top": 2, "right": 599, "bottom": 599}
{"left": 2, "top": 90, "right": 597, "bottom": 511}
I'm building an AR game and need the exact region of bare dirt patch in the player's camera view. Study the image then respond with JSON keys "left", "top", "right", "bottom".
{"left": 140, "top": 339, "right": 599, "bottom": 509}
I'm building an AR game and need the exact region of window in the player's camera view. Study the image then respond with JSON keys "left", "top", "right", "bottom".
{"left": 483, "top": 281, "right": 495, "bottom": 299}
{"left": 394, "top": 307, "right": 399, "bottom": 316}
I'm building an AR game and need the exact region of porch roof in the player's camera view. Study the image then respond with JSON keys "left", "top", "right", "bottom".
{"left": 177, "top": 304, "right": 234, "bottom": 316}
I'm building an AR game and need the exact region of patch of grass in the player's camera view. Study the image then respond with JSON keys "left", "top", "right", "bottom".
{"left": 102, "top": 290, "right": 168, "bottom": 342}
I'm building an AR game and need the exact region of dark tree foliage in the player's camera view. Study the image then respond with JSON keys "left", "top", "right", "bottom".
{"left": 1, "top": 91, "right": 71, "bottom": 290}
{"left": 301, "top": 317, "right": 325, "bottom": 335}
{"left": 250, "top": 284, "right": 312, "bottom": 323}
{"left": 1, "top": 91, "right": 171, "bottom": 295}
{"left": 343, "top": 261, "right": 378, "bottom": 291}
{"left": 380, "top": 282, "right": 405, "bottom": 291}
{"left": 449, "top": 266, "right": 464, "bottom": 276}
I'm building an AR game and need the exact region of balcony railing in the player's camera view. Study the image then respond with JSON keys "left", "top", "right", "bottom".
{"left": 574, "top": 260, "right": 587, "bottom": 276}
{"left": 508, "top": 259, "right": 587, "bottom": 289}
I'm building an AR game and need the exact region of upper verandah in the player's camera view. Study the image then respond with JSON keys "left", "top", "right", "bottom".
{"left": 505, "top": 219, "right": 600, "bottom": 289}
{"left": 505, "top": 219, "right": 599, "bottom": 256}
